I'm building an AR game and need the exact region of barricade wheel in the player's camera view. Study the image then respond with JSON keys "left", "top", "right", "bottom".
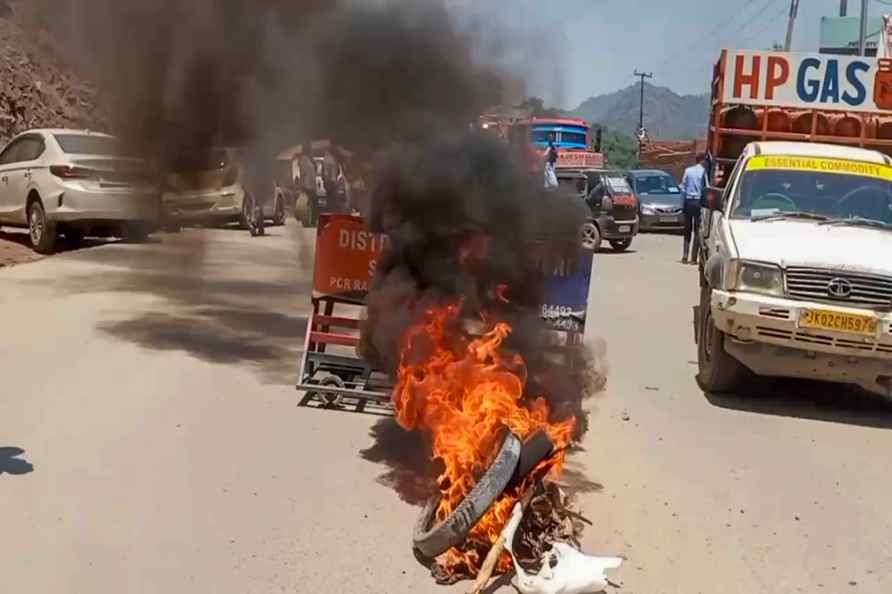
{"left": 320, "top": 375, "right": 346, "bottom": 406}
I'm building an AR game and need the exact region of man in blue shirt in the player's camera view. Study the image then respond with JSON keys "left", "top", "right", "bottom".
{"left": 681, "top": 153, "right": 709, "bottom": 264}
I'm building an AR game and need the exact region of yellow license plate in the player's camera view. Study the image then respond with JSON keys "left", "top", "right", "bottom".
{"left": 800, "top": 309, "right": 879, "bottom": 335}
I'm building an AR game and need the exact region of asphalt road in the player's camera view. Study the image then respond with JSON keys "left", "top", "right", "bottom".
{"left": 2, "top": 225, "right": 891, "bottom": 593}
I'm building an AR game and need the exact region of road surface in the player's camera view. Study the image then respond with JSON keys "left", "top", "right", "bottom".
{"left": 2, "top": 225, "right": 890, "bottom": 593}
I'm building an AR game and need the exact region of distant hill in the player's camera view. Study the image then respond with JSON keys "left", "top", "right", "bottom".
{"left": 571, "top": 83, "right": 709, "bottom": 139}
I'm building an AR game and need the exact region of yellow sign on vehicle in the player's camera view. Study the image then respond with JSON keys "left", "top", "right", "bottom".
{"left": 746, "top": 155, "right": 892, "bottom": 180}
{"left": 799, "top": 309, "right": 879, "bottom": 335}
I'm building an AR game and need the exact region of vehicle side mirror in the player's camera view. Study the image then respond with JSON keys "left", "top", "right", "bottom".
{"left": 700, "top": 186, "right": 724, "bottom": 211}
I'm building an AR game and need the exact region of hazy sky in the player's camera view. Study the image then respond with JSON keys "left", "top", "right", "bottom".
{"left": 513, "top": 0, "right": 883, "bottom": 109}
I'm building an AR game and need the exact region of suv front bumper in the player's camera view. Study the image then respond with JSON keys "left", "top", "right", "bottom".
{"left": 711, "top": 290, "right": 892, "bottom": 396}
{"left": 600, "top": 216, "right": 639, "bottom": 240}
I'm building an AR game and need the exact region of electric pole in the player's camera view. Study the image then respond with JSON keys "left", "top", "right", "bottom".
{"left": 633, "top": 70, "right": 652, "bottom": 155}
{"left": 784, "top": 0, "right": 800, "bottom": 52}
{"left": 859, "top": 0, "right": 868, "bottom": 56}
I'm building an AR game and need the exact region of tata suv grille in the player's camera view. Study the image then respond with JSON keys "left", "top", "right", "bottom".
{"left": 786, "top": 267, "right": 892, "bottom": 307}
{"left": 612, "top": 203, "right": 637, "bottom": 222}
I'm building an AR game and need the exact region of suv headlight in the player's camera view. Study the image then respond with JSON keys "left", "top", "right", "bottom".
{"left": 640, "top": 205, "right": 655, "bottom": 215}
{"left": 727, "top": 261, "right": 784, "bottom": 296}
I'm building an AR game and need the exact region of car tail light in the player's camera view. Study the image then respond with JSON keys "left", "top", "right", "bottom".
{"left": 50, "top": 165, "right": 96, "bottom": 180}
{"left": 222, "top": 166, "right": 239, "bottom": 187}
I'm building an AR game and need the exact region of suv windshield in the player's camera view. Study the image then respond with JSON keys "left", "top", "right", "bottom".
{"left": 730, "top": 156, "right": 892, "bottom": 225}
{"left": 55, "top": 134, "right": 122, "bottom": 156}
{"left": 634, "top": 174, "right": 679, "bottom": 195}
{"left": 605, "top": 175, "right": 631, "bottom": 194}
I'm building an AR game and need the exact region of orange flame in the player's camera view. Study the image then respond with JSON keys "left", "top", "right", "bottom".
{"left": 393, "top": 302, "right": 576, "bottom": 575}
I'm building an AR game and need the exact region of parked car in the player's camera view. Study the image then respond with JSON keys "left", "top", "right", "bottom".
{"left": 557, "top": 168, "right": 639, "bottom": 252}
{"left": 0, "top": 129, "right": 159, "bottom": 253}
{"left": 628, "top": 169, "right": 684, "bottom": 231}
{"left": 161, "top": 147, "right": 285, "bottom": 230}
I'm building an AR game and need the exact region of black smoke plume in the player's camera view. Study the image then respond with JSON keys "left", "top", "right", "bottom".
{"left": 29, "top": 0, "right": 510, "bottom": 189}
{"left": 30, "top": 0, "right": 598, "bottom": 431}
{"left": 362, "top": 133, "right": 594, "bottom": 436}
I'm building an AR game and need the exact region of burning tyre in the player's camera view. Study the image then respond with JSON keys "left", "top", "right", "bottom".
{"left": 412, "top": 431, "right": 522, "bottom": 559}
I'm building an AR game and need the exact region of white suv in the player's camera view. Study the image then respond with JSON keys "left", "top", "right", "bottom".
{"left": 0, "top": 129, "right": 159, "bottom": 253}
{"left": 697, "top": 141, "right": 892, "bottom": 399}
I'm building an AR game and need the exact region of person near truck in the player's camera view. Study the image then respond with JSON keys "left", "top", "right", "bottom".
{"left": 681, "top": 152, "right": 709, "bottom": 265}
{"left": 544, "top": 137, "right": 559, "bottom": 189}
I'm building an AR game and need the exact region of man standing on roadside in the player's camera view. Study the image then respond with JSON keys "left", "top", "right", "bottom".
{"left": 322, "top": 146, "right": 339, "bottom": 205}
{"left": 681, "top": 152, "right": 708, "bottom": 264}
{"left": 299, "top": 151, "right": 318, "bottom": 225}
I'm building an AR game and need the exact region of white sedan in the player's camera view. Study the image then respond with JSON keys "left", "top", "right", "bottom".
{"left": 0, "top": 129, "right": 159, "bottom": 253}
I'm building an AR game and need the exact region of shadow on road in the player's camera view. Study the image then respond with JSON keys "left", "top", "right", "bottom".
{"left": 33, "top": 227, "right": 315, "bottom": 385}
{"left": 0, "top": 447, "right": 34, "bottom": 476}
{"left": 98, "top": 309, "right": 308, "bottom": 384}
{"left": 0, "top": 229, "right": 32, "bottom": 248}
{"left": 359, "top": 418, "right": 438, "bottom": 506}
{"left": 704, "top": 378, "right": 892, "bottom": 430}
{"left": 297, "top": 392, "right": 393, "bottom": 417}
{"left": 0, "top": 229, "right": 117, "bottom": 253}
{"left": 595, "top": 249, "right": 637, "bottom": 256}
{"left": 638, "top": 229, "right": 684, "bottom": 236}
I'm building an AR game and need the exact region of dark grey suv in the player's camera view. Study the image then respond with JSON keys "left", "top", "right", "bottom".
{"left": 557, "top": 168, "right": 639, "bottom": 252}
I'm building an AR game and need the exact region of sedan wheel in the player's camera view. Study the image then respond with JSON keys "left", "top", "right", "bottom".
{"left": 239, "top": 196, "right": 252, "bottom": 230}
{"left": 28, "top": 200, "right": 57, "bottom": 254}
{"left": 580, "top": 221, "right": 601, "bottom": 251}
{"left": 273, "top": 196, "right": 286, "bottom": 226}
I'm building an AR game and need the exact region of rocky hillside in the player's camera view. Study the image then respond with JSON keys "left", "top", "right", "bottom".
{"left": 0, "top": 4, "right": 110, "bottom": 145}
{"left": 571, "top": 83, "right": 708, "bottom": 139}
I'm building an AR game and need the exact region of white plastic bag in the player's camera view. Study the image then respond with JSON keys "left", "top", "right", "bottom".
{"left": 503, "top": 501, "right": 623, "bottom": 594}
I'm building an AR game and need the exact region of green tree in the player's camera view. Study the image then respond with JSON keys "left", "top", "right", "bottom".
{"left": 601, "top": 130, "right": 639, "bottom": 169}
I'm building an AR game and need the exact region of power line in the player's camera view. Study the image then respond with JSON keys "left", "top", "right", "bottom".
{"left": 654, "top": 0, "right": 785, "bottom": 85}
{"left": 736, "top": 3, "right": 792, "bottom": 48}
{"left": 676, "top": 2, "right": 789, "bottom": 89}
{"left": 715, "top": 0, "right": 786, "bottom": 48}
{"left": 653, "top": 0, "right": 760, "bottom": 70}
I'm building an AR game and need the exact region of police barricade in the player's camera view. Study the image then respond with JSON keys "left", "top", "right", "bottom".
{"left": 296, "top": 213, "right": 594, "bottom": 412}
